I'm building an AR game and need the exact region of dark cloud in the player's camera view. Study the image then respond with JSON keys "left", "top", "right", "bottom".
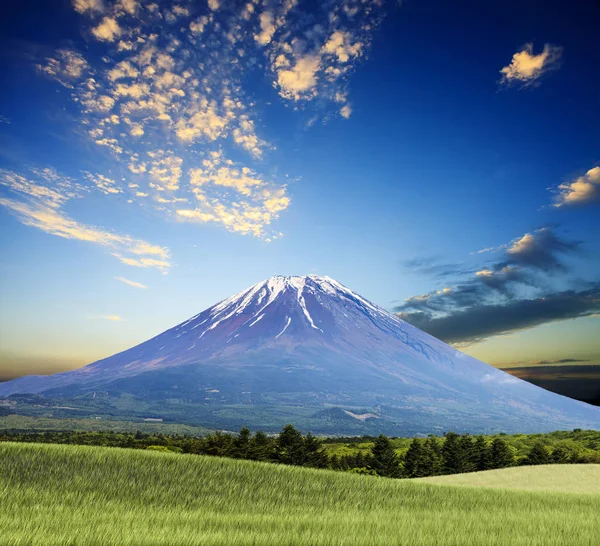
{"left": 395, "top": 227, "right": 590, "bottom": 344}
{"left": 499, "top": 227, "right": 579, "bottom": 271}
{"left": 536, "top": 358, "right": 589, "bottom": 365}
{"left": 398, "top": 284, "right": 600, "bottom": 344}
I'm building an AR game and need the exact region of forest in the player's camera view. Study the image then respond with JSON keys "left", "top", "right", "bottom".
{"left": 2, "top": 426, "right": 599, "bottom": 479}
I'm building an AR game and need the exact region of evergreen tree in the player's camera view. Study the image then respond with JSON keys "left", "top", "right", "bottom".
{"left": 403, "top": 438, "right": 425, "bottom": 478}
{"left": 551, "top": 446, "right": 571, "bottom": 464}
{"left": 421, "top": 436, "right": 443, "bottom": 476}
{"left": 474, "top": 436, "right": 492, "bottom": 471}
{"left": 329, "top": 454, "right": 341, "bottom": 470}
{"left": 525, "top": 442, "right": 551, "bottom": 466}
{"left": 490, "top": 438, "right": 514, "bottom": 469}
{"left": 203, "top": 431, "right": 234, "bottom": 457}
{"left": 370, "top": 434, "right": 400, "bottom": 477}
{"left": 458, "top": 435, "right": 476, "bottom": 473}
{"left": 354, "top": 452, "right": 365, "bottom": 468}
{"left": 248, "top": 430, "right": 273, "bottom": 461}
{"left": 339, "top": 455, "right": 350, "bottom": 471}
{"left": 276, "top": 424, "right": 305, "bottom": 465}
{"left": 303, "top": 433, "right": 329, "bottom": 468}
{"left": 442, "top": 432, "right": 465, "bottom": 474}
{"left": 232, "top": 427, "right": 251, "bottom": 459}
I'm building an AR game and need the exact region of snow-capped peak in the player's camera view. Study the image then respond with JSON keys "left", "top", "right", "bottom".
{"left": 180, "top": 274, "right": 409, "bottom": 345}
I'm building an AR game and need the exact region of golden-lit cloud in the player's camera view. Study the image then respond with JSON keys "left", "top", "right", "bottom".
{"left": 255, "top": 11, "right": 277, "bottom": 45}
{"left": 177, "top": 151, "right": 290, "bottom": 237}
{"left": 29, "top": 0, "right": 388, "bottom": 242}
{"left": 114, "top": 276, "right": 148, "bottom": 289}
{"left": 92, "top": 17, "right": 122, "bottom": 42}
{"left": 340, "top": 104, "right": 352, "bottom": 119}
{"left": 261, "top": 0, "right": 383, "bottom": 115}
{"left": 118, "top": 0, "right": 137, "bottom": 15}
{"left": 73, "top": 0, "right": 104, "bottom": 14}
{"left": 554, "top": 166, "right": 600, "bottom": 207}
{"left": 500, "top": 43, "right": 562, "bottom": 87}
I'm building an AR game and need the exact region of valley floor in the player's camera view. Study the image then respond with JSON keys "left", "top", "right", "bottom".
{"left": 1, "top": 443, "right": 599, "bottom": 546}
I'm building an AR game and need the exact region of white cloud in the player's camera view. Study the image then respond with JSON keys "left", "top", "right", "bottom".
{"left": 115, "top": 276, "right": 148, "bottom": 289}
{"left": 190, "top": 16, "right": 209, "bottom": 34}
{"left": 172, "top": 5, "right": 189, "bottom": 17}
{"left": 277, "top": 56, "right": 322, "bottom": 101}
{"left": 323, "top": 31, "right": 362, "bottom": 63}
{"left": 208, "top": 0, "right": 220, "bottom": 11}
{"left": 84, "top": 172, "right": 122, "bottom": 195}
{"left": 92, "top": 17, "right": 122, "bottom": 42}
{"left": 37, "top": 49, "right": 90, "bottom": 88}
{"left": 118, "top": 0, "right": 138, "bottom": 15}
{"left": 340, "top": 104, "right": 352, "bottom": 119}
{"left": 107, "top": 60, "right": 139, "bottom": 81}
{"left": 73, "top": 0, "right": 104, "bottom": 14}
{"left": 149, "top": 153, "right": 183, "bottom": 191}
{"left": 500, "top": 43, "right": 562, "bottom": 87}
{"left": 255, "top": 12, "right": 276, "bottom": 46}
{"left": 554, "top": 166, "right": 600, "bottom": 207}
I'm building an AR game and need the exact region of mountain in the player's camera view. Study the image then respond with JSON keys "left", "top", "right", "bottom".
{"left": 1, "top": 275, "right": 598, "bottom": 434}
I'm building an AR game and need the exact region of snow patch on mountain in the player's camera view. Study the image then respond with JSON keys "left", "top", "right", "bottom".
{"left": 276, "top": 317, "right": 292, "bottom": 339}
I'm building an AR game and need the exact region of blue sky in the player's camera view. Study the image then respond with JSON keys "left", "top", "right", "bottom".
{"left": 0, "top": 0, "right": 599, "bottom": 379}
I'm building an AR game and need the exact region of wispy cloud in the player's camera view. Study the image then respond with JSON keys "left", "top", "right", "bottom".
{"left": 0, "top": 168, "right": 171, "bottom": 272}
{"left": 499, "top": 43, "right": 562, "bottom": 88}
{"left": 400, "top": 256, "right": 475, "bottom": 279}
{"left": 553, "top": 165, "right": 600, "bottom": 207}
{"left": 102, "top": 314, "right": 124, "bottom": 321}
{"left": 114, "top": 276, "right": 147, "bottom": 289}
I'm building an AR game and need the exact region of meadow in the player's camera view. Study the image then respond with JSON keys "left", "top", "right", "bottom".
{"left": 419, "top": 464, "right": 600, "bottom": 494}
{"left": 1, "top": 442, "right": 599, "bottom": 546}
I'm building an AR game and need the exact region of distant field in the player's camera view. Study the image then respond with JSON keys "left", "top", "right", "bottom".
{"left": 417, "top": 465, "right": 600, "bottom": 494}
{"left": 0, "top": 414, "right": 212, "bottom": 435}
{"left": 1, "top": 443, "right": 600, "bottom": 546}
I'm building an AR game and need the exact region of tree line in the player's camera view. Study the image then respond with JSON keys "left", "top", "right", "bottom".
{"left": 2, "top": 425, "right": 598, "bottom": 478}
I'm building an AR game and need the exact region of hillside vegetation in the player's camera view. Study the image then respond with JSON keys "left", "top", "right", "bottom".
{"left": 2, "top": 442, "right": 600, "bottom": 546}
{"left": 3, "top": 426, "right": 599, "bottom": 481}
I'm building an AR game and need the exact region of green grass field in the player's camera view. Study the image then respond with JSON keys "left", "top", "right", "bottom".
{"left": 1, "top": 443, "right": 599, "bottom": 546}
{"left": 418, "top": 464, "right": 600, "bottom": 494}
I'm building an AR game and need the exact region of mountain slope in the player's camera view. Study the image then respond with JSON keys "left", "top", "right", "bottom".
{"left": 1, "top": 275, "right": 598, "bottom": 434}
